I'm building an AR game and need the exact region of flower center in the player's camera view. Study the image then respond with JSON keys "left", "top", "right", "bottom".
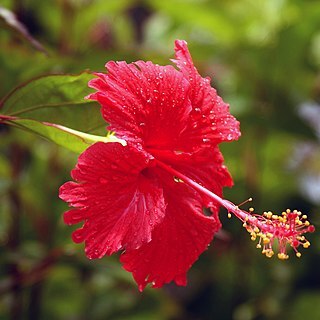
{"left": 155, "top": 160, "right": 315, "bottom": 260}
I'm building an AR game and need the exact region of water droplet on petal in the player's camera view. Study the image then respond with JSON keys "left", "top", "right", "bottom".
{"left": 227, "top": 134, "right": 234, "bottom": 140}
{"left": 211, "top": 125, "right": 217, "bottom": 131}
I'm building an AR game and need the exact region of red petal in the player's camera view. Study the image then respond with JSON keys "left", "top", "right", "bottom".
{"left": 173, "top": 40, "right": 241, "bottom": 149}
{"left": 150, "top": 146, "right": 233, "bottom": 211}
{"left": 120, "top": 174, "right": 221, "bottom": 291}
{"left": 87, "top": 61, "right": 192, "bottom": 149}
{"left": 59, "top": 142, "right": 166, "bottom": 258}
{"left": 88, "top": 40, "right": 240, "bottom": 155}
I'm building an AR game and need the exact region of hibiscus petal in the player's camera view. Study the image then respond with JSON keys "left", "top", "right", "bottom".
{"left": 87, "top": 61, "right": 192, "bottom": 149}
{"left": 150, "top": 146, "right": 233, "bottom": 210}
{"left": 88, "top": 41, "right": 240, "bottom": 155}
{"left": 173, "top": 40, "right": 241, "bottom": 149}
{"left": 59, "top": 142, "right": 166, "bottom": 258}
{"left": 120, "top": 174, "right": 221, "bottom": 291}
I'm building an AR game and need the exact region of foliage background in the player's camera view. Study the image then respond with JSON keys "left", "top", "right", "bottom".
{"left": 1, "top": 0, "right": 320, "bottom": 319}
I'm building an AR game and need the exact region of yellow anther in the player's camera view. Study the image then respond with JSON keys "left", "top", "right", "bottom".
{"left": 246, "top": 227, "right": 251, "bottom": 233}
{"left": 265, "top": 250, "right": 274, "bottom": 258}
{"left": 286, "top": 209, "right": 291, "bottom": 213}
{"left": 296, "top": 252, "right": 301, "bottom": 258}
{"left": 302, "top": 215, "right": 307, "bottom": 220}
{"left": 256, "top": 244, "right": 262, "bottom": 249}
{"left": 249, "top": 207, "right": 254, "bottom": 212}
{"left": 263, "top": 238, "right": 270, "bottom": 244}
{"left": 243, "top": 222, "right": 247, "bottom": 228}
{"left": 305, "top": 221, "right": 310, "bottom": 226}
{"left": 251, "top": 235, "right": 256, "bottom": 241}
{"left": 245, "top": 216, "right": 249, "bottom": 221}
{"left": 278, "top": 253, "right": 289, "bottom": 260}
{"left": 253, "top": 227, "right": 260, "bottom": 233}
{"left": 266, "top": 212, "right": 273, "bottom": 219}
{"left": 272, "top": 215, "right": 279, "bottom": 220}
{"left": 303, "top": 241, "right": 310, "bottom": 248}
{"left": 228, "top": 213, "right": 232, "bottom": 219}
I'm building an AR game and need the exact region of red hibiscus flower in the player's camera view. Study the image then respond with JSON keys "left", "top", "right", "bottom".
{"left": 59, "top": 40, "right": 314, "bottom": 291}
{"left": 59, "top": 40, "right": 240, "bottom": 290}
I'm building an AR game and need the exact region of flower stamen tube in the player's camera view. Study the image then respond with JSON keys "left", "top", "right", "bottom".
{"left": 156, "top": 159, "right": 315, "bottom": 260}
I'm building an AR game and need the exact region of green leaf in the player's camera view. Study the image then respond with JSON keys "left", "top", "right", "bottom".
{"left": 0, "top": 116, "right": 123, "bottom": 154}
{"left": 0, "top": 72, "right": 117, "bottom": 153}
{"left": 0, "top": 72, "right": 105, "bottom": 135}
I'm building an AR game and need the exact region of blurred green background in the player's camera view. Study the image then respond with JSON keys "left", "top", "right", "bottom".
{"left": 1, "top": 0, "right": 320, "bottom": 319}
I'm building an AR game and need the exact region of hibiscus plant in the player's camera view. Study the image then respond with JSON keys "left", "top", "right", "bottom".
{"left": 0, "top": 40, "right": 315, "bottom": 291}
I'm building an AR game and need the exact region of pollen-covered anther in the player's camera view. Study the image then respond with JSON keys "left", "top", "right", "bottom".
{"left": 262, "top": 248, "right": 274, "bottom": 258}
{"left": 250, "top": 232, "right": 256, "bottom": 241}
{"left": 278, "top": 253, "right": 289, "bottom": 260}
{"left": 263, "top": 237, "right": 270, "bottom": 244}
{"left": 303, "top": 241, "right": 310, "bottom": 248}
